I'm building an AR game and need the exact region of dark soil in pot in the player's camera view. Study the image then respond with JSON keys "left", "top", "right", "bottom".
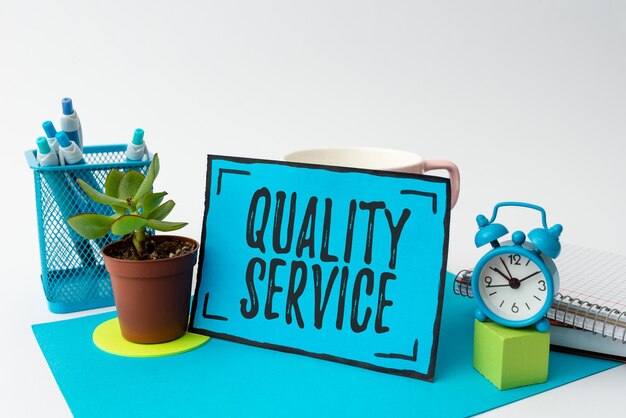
{"left": 105, "top": 236, "right": 196, "bottom": 261}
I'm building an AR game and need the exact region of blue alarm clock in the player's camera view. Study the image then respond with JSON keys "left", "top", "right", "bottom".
{"left": 472, "top": 202, "right": 563, "bottom": 333}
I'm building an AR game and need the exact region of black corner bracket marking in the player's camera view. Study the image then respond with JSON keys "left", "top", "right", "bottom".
{"left": 400, "top": 190, "right": 437, "bottom": 214}
{"left": 202, "top": 292, "right": 228, "bottom": 321}
{"left": 374, "top": 339, "right": 418, "bottom": 362}
{"left": 217, "top": 168, "right": 251, "bottom": 195}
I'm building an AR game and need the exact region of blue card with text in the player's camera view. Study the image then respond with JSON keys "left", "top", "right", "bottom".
{"left": 189, "top": 156, "right": 451, "bottom": 381}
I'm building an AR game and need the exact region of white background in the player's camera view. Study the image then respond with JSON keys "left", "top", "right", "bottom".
{"left": 1, "top": 1, "right": 625, "bottom": 416}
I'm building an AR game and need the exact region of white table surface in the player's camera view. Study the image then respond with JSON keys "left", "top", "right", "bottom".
{"left": 1, "top": 1, "right": 624, "bottom": 416}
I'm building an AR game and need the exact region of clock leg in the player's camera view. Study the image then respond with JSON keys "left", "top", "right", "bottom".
{"left": 475, "top": 308, "right": 488, "bottom": 322}
{"left": 535, "top": 318, "right": 550, "bottom": 333}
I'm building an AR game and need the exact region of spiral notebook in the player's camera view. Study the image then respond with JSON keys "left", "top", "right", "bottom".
{"left": 453, "top": 244, "right": 626, "bottom": 354}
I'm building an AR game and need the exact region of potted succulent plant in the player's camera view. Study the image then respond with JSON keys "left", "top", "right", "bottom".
{"left": 68, "top": 154, "right": 199, "bottom": 344}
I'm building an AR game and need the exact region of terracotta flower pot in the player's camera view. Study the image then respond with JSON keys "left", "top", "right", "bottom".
{"left": 102, "top": 235, "right": 199, "bottom": 344}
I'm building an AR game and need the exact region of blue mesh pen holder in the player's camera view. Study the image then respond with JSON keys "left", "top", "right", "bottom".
{"left": 25, "top": 145, "right": 152, "bottom": 313}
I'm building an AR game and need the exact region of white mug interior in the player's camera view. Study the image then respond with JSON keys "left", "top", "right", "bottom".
{"left": 284, "top": 147, "right": 425, "bottom": 173}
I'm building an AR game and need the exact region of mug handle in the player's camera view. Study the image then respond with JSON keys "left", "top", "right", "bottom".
{"left": 423, "top": 160, "right": 460, "bottom": 209}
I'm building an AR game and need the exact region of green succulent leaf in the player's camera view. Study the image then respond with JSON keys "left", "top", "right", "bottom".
{"left": 77, "top": 179, "right": 128, "bottom": 208}
{"left": 148, "top": 200, "right": 175, "bottom": 220}
{"left": 110, "top": 215, "right": 149, "bottom": 236}
{"left": 105, "top": 170, "right": 127, "bottom": 214}
{"left": 104, "top": 170, "right": 123, "bottom": 198}
{"left": 117, "top": 170, "right": 145, "bottom": 203}
{"left": 132, "top": 153, "right": 160, "bottom": 206}
{"left": 147, "top": 219, "right": 187, "bottom": 232}
{"left": 139, "top": 191, "right": 167, "bottom": 215}
{"left": 111, "top": 205, "right": 128, "bottom": 215}
{"left": 67, "top": 214, "right": 116, "bottom": 239}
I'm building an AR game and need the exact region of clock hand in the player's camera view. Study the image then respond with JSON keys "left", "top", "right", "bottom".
{"left": 486, "top": 283, "right": 511, "bottom": 288}
{"left": 519, "top": 270, "right": 541, "bottom": 283}
{"left": 489, "top": 266, "right": 512, "bottom": 283}
{"left": 500, "top": 257, "right": 514, "bottom": 280}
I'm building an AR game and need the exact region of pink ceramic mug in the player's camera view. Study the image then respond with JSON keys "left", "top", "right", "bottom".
{"left": 284, "top": 147, "right": 460, "bottom": 208}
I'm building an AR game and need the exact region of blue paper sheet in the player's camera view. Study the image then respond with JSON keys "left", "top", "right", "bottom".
{"left": 32, "top": 274, "right": 620, "bottom": 417}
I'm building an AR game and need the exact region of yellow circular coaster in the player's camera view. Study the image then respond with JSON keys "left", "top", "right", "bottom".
{"left": 93, "top": 318, "right": 210, "bottom": 358}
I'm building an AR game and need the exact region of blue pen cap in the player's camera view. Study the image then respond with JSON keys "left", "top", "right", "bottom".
{"left": 42, "top": 121, "right": 57, "bottom": 138}
{"left": 132, "top": 128, "right": 145, "bottom": 145}
{"left": 56, "top": 131, "right": 72, "bottom": 148}
{"left": 62, "top": 97, "right": 74, "bottom": 115}
{"left": 36, "top": 136, "right": 51, "bottom": 154}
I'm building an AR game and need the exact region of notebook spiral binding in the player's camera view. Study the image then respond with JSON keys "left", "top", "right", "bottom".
{"left": 453, "top": 270, "right": 626, "bottom": 344}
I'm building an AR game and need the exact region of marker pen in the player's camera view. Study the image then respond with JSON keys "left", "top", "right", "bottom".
{"left": 60, "top": 97, "right": 83, "bottom": 149}
{"left": 56, "top": 131, "right": 86, "bottom": 165}
{"left": 56, "top": 131, "right": 102, "bottom": 207}
{"left": 36, "top": 136, "right": 59, "bottom": 167}
{"left": 56, "top": 131, "right": 112, "bottom": 257}
{"left": 42, "top": 121, "right": 60, "bottom": 153}
{"left": 125, "top": 128, "right": 149, "bottom": 161}
{"left": 36, "top": 136, "right": 96, "bottom": 268}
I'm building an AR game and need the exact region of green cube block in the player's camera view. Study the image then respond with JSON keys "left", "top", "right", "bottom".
{"left": 473, "top": 319, "right": 549, "bottom": 390}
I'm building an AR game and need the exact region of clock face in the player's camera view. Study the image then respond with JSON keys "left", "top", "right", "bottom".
{"left": 477, "top": 252, "right": 549, "bottom": 322}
